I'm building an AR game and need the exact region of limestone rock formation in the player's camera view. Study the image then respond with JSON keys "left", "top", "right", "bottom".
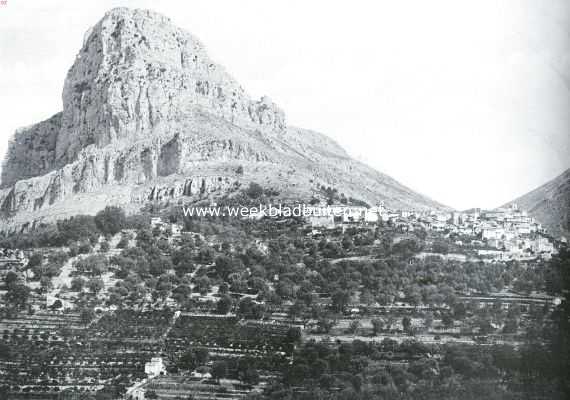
{"left": 0, "top": 7, "right": 447, "bottom": 232}
{"left": 1, "top": 113, "right": 62, "bottom": 188}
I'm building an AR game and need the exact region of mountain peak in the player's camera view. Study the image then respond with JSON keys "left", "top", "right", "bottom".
{"left": 58, "top": 6, "right": 285, "bottom": 164}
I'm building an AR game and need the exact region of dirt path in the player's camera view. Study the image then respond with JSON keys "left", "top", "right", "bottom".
{"left": 49, "top": 233, "right": 123, "bottom": 297}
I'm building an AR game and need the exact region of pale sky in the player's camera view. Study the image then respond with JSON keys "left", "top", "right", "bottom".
{"left": 0, "top": 0, "right": 568, "bottom": 210}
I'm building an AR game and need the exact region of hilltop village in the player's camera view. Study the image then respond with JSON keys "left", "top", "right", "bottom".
{"left": 0, "top": 181, "right": 567, "bottom": 400}
{"left": 305, "top": 202, "right": 559, "bottom": 262}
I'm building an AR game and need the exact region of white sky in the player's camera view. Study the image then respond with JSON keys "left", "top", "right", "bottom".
{"left": 0, "top": 0, "right": 568, "bottom": 210}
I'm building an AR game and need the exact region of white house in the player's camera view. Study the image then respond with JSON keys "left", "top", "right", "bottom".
{"left": 145, "top": 357, "right": 166, "bottom": 377}
{"left": 364, "top": 209, "right": 380, "bottom": 223}
{"left": 309, "top": 214, "right": 335, "bottom": 228}
{"left": 171, "top": 224, "right": 182, "bottom": 237}
{"left": 341, "top": 206, "right": 367, "bottom": 223}
{"left": 150, "top": 217, "right": 163, "bottom": 227}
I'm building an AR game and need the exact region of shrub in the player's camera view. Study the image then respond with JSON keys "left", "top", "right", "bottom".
{"left": 216, "top": 295, "right": 233, "bottom": 314}
{"left": 117, "top": 235, "right": 129, "bottom": 249}
{"left": 246, "top": 182, "right": 263, "bottom": 199}
{"left": 78, "top": 241, "right": 92, "bottom": 255}
{"left": 27, "top": 252, "right": 43, "bottom": 268}
{"left": 100, "top": 241, "right": 110, "bottom": 253}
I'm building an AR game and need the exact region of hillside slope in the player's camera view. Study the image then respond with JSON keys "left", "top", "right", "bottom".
{"left": 503, "top": 169, "right": 570, "bottom": 240}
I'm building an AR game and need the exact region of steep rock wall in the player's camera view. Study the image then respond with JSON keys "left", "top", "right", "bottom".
{"left": 56, "top": 7, "right": 285, "bottom": 167}
{"left": 0, "top": 129, "right": 269, "bottom": 217}
{"left": 1, "top": 113, "right": 62, "bottom": 188}
{"left": 2, "top": 8, "right": 285, "bottom": 186}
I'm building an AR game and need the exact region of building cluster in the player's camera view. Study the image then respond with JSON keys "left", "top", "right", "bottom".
{"left": 449, "top": 205, "right": 556, "bottom": 259}
{"left": 150, "top": 217, "right": 182, "bottom": 237}
{"left": 308, "top": 203, "right": 559, "bottom": 260}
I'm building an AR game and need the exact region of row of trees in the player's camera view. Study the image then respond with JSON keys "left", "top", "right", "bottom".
{"left": 0, "top": 206, "right": 131, "bottom": 249}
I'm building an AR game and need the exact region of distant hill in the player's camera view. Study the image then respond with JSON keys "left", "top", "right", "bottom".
{"left": 503, "top": 169, "right": 570, "bottom": 240}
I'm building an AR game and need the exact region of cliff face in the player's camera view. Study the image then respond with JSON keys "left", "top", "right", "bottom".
{"left": 0, "top": 7, "right": 448, "bottom": 232}
{"left": 3, "top": 7, "right": 285, "bottom": 186}
{"left": 1, "top": 113, "right": 62, "bottom": 188}
{"left": 55, "top": 8, "right": 285, "bottom": 167}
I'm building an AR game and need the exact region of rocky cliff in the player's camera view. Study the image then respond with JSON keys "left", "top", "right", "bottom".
{"left": 0, "top": 7, "right": 448, "bottom": 232}
{"left": 1, "top": 113, "right": 62, "bottom": 188}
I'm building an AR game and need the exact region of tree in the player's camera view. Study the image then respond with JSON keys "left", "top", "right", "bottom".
{"left": 212, "top": 361, "right": 228, "bottom": 382}
{"left": 78, "top": 241, "right": 92, "bottom": 254}
{"left": 117, "top": 235, "right": 129, "bottom": 249}
{"left": 40, "top": 276, "right": 53, "bottom": 293}
{"left": 236, "top": 165, "right": 244, "bottom": 175}
{"left": 175, "top": 259, "right": 195, "bottom": 276}
{"left": 286, "top": 327, "right": 302, "bottom": 343}
{"left": 49, "top": 299, "right": 63, "bottom": 310}
{"left": 218, "top": 283, "right": 229, "bottom": 294}
{"left": 424, "top": 313, "right": 434, "bottom": 331}
{"left": 238, "top": 297, "right": 265, "bottom": 319}
{"left": 405, "top": 285, "right": 422, "bottom": 306}
{"left": 246, "top": 182, "right": 263, "bottom": 199}
{"left": 359, "top": 290, "right": 375, "bottom": 306}
{"left": 27, "top": 252, "right": 43, "bottom": 268}
{"left": 80, "top": 309, "right": 95, "bottom": 324}
{"left": 0, "top": 342, "right": 12, "bottom": 360}
{"left": 71, "top": 277, "right": 85, "bottom": 292}
{"left": 95, "top": 390, "right": 115, "bottom": 400}
{"left": 179, "top": 349, "right": 209, "bottom": 370}
{"left": 432, "top": 241, "right": 449, "bottom": 254}
{"left": 371, "top": 318, "right": 384, "bottom": 335}
{"left": 87, "top": 277, "right": 104, "bottom": 294}
{"left": 145, "top": 390, "right": 158, "bottom": 399}
{"left": 172, "top": 284, "right": 192, "bottom": 304}
{"left": 317, "top": 316, "right": 336, "bottom": 334}
{"left": 197, "top": 246, "right": 215, "bottom": 264}
{"left": 288, "top": 300, "right": 306, "bottom": 322}
{"left": 214, "top": 255, "right": 234, "bottom": 280}
{"left": 57, "top": 215, "right": 99, "bottom": 245}
{"left": 347, "top": 320, "right": 360, "bottom": 334}
{"left": 217, "top": 295, "right": 233, "bottom": 314}
{"left": 332, "top": 289, "right": 350, "bottom": 313}
{"left": 503, "top": 317, "right": 518, "bottom": 334}
{"left": 241, "top": 367, "right": 260, "bottom": 385}
{"left": 194, "top": 276, "right": 211, "bottom": 295}
{"left": 4, "top": 271, "right": 18, "bottom": 287}
{"left": 442, "top": 313, "right": 454, "bottom": 328}
{"left": 99, "top": 241, "right": 110, "bottom": 253}
{"left": 276, "top": 280, "right": 295, "bottom": 300}
{"left": 149, "top": 256, "right": 173, "bottom": 277}
{"left": 402, "top": 316, "right": 412, "bottom": 333}
{"left": 341, "top": 236, "right": 354, "bottom": 251}
{"left": 4, "top": 284, "right": 30, "bottom": 309}
{"left": 95, "top": 206, "right": 126, "bottom": 235}
{"left": 477, "top": 317, "right": 494, "bottom": 335}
